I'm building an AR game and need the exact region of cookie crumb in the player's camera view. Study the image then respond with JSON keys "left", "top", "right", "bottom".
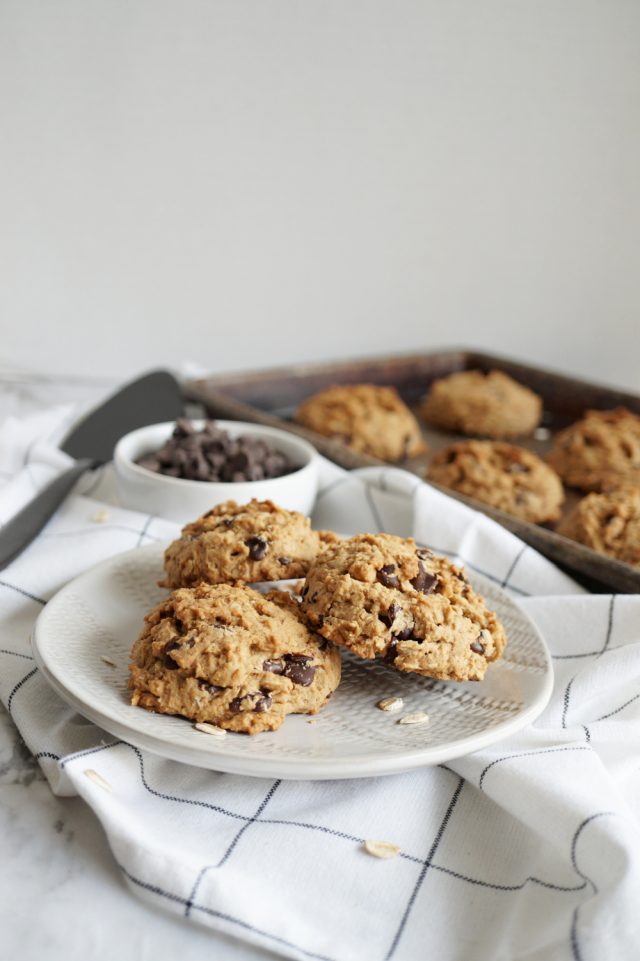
{"left": 84, "top": 769, "right": 112, "bottom": 792}
{"left": 194, "top": 722, "right": 227, "bottom": 739}
{"left": 92, "top": 509, "right": 110, "bottom": 523}
{"left": 398, "top": 712, "right": 430, "bottom": 726}
{"left": 377, "top": 697, "right": 404, "bottom": 713}
{"left": 100, "top": 655, "right": 116, "bottom": 668}
{"left": 363, "top": 839, "right": 401, "bottom": 859}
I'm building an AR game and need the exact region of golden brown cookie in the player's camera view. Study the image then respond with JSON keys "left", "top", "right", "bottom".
{"left": 557, "top": 486, "right": 640, "bottom": 567}
{"left": 162, "top": 499, "right": 334, "bottom": 588}
{"left": 428, "top": 440, "right": 565, "bottom": 523}
{"left": 294, "top": 384, "right": 427, "bottom": 461}
{"left": 546, "top": 408, "right": 640, "bottom": 492}
{"left": 421, "top": 370, "right": 542, "bottom": 438}
{"left": 129, "top": 583, "right": 342, "bottom": 734}
{"left": 301, "top": 533, "right": 506, "bottom": 682}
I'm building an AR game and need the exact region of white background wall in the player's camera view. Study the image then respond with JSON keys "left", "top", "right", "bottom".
{"left": 1, "top": 1, "right": 639, "bottom": 390}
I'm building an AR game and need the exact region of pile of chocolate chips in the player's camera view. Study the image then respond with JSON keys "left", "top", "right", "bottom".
{"left": 136, "top": 419, "right": 292, "bottom": 483}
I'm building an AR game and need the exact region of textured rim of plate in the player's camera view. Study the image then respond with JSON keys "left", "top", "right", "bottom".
{"left": 31, "top": 544, "right": 554, "bottom": 780}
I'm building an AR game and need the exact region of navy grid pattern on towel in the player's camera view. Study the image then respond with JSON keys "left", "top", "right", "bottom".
{"left": 2, "top": 409, "right": 640, "bottom": 960}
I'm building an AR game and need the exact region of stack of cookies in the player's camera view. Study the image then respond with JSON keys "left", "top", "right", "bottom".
{"left": 129, "top": 499, "right": 507, "bottom": 735}
{"left": 423, "top": 376, "right": 640, "bottom": 568}
{"left": 549, "top": 409, "right": 640, "bottom": 566}
{"left": 293, "top": 371, "right": 640, "bottom": 569}
{"left": 293, "top": 372, "right": 564, "bottom": 523}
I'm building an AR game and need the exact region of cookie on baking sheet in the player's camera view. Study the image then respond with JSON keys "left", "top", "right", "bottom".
{"left": 300, "top": 533, "right": 506, "bottom": 682}
{"left": 420, "top": 370, "right": 542, "bottom": 438}
{"left": 546, "top": 407, "right": 640, "bottom": 492}
{"left": 294, "top": 384, "right": 427, "bottom": 462}
{"left": 428, "top": 440, "right": 565, "bottom": 523}
{"left": 557, "top": 486, "right": 640, "bottom": 567}
{"left": 129, "top": 583, "right": 342, "bottom": 734}
{"left": 162, "top": 499, "right": 335, "bottom": 588}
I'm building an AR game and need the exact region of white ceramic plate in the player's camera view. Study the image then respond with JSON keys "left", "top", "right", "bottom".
{"left": 32, "top": 544, "right": 553, "bottom": 780}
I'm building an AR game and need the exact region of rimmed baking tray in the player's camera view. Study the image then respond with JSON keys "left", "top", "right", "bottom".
{"left": 186, "top": 348, "right": 640, "bottom": 593}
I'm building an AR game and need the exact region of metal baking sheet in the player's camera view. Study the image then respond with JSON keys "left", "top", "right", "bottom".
{"left": 186, "top": 348, "right": 640, "bottom": 593}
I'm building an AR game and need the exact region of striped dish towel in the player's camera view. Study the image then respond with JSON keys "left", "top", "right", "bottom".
{"left": 1, "top": 407, "right": 640, "bottom": 961}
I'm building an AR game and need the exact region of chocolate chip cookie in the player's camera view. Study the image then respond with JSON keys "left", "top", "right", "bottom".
{"left": 162, "top": 499, "right": 335, "bottom": 588}
{"left": 557, "top": 486, "right": 640, "bottom": 567}
{"left": 129, "top": 582, "right": 342, "bottom": 733}
{"left": 546, "top": 407, "right": 640, "bottom": 492}
{"left": 421, "top": 370, "right": 542, "bottom": 438}
{"left": 428, "top": 440, "right": 565, "bottom": 523}
{"left": 301, "top": 533, "right": 506, "bottom": 682}
{"left": 295, "top": 384, "right": 427, "bottom": 462}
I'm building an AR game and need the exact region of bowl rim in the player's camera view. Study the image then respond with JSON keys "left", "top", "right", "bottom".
{"left": 113, "top": 418, "right": 318, "bottom": 491}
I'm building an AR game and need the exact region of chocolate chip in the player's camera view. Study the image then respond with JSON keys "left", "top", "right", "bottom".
{"left": 379, "top": 601, "right": 400, "bottom": 628}
{"left": 229, "top": 451, "right": 249, "bottom": 473}
{"left": 245, "top": 536, "right": 268, "bottom": 561}
{"left": 470, "top": 639, "right": 485, "bottom": 654}
{"left": 416, "top": 547, "right": 434, "bottom": 561}
{"left": 137, "top": 455, "right": 161, "bottom": 472}
{"left": 199, "top": 681, "right": 223, "bottom": 695}
{"left": 262, "top": 659, "right": 284, "bottom": 675}
{"left": 263, "top": 654, "right": 317, "bottom": 686}
{"left": 162, "top": 640, "right": 181, "bottom": 668}
{"left": 377, "top": 564, "right": 400, "bottom": 589}
{"left": 316, "top": 615, "right": 324, "bottom": 630}
{"left": 173, "top": 418, "right": 195, "bottom": 439}
{"left": 393, "top": 623, "right": 414, "bottom": 641}
{"left": 385, "top": 639, "right": 398, "bottom": 662}
{"left": 254, "top": 691, "right": 273, "bottom": 713}
{"left": 229, "top": 691, "right": 273, "bottom": 713}
{"left": 283, "top": 653, "right": 316, "bottom": 686}
{"left": 278, "top": 556, "right": 292, "bottom": 565}
{"left": 410, "top": 561, "right": 438, "bottom": 594}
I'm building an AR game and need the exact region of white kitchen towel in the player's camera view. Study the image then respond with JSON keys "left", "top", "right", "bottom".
{"left": 2, "top": 409, "right": 640, "bottom": 961}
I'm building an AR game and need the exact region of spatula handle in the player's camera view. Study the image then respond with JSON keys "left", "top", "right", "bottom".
{"left": 0, "top": 458, "right": 95, "bottom": 572}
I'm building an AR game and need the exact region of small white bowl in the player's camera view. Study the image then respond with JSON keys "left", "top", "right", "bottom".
{"left": 114, "top": 420, "right": 319, "bottom": 523}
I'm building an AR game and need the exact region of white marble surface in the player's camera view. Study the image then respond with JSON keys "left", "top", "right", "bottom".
{"left": 0, "top": 370, "right": 278, "bottom": 961}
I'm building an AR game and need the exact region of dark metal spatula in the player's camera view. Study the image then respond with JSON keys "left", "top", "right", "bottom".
{"left": 0, "top": 369, "right": 184, "bottom": 571}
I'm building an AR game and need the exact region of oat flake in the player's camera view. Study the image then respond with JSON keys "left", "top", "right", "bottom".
{"left": 377, "top": 697, "right": 404, "bottom": 713}
{"left": 194, "top": 722, "right": 227, "bottom": 739}
{"left": 84, "top": 769, "right": 112, "bottom": 792}
{"left": 398, "top": 712, "right": 430, "bottom": 726}
{"left": 363, "top": 839, "right": 401, "bottom": 859}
